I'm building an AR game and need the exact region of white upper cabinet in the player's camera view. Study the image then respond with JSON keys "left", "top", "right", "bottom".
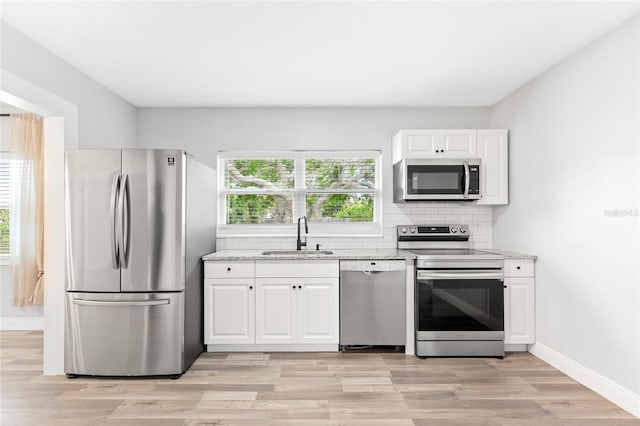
{"left": 477, "top": 129, "right": 509, "bottom": 205}
{"left": 392, "top": 129, "right": 477, "bottom": 163}
{"left": 392, "top": 128, "right": 508, "bottom": 205}
{"left": 441, "top": 130, "right": 478, "bottom": 157}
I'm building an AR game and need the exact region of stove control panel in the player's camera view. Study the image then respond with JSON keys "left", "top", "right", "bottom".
{"left": 397, "top": 224, "right": 471, "bottom": 248}
{"left": 398, "top": 224, "right": 469, "bottom": 236}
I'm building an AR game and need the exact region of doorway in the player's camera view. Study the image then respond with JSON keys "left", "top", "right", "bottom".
{"left": 1, "top": 69, "right": 77, "bottom": 375}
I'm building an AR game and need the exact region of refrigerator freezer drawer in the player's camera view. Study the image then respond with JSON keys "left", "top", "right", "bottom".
{"left": 65, "top": 292, "right": 184, "bottom": 376}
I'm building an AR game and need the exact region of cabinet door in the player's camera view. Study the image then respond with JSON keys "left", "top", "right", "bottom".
{"left": 393, "top": 129, "right": 478, "bottom": 162}
{"left": 298, "top": 278, "right": 339, "bottom": 344}
{"left": 255, "top": 279, "right": 297, "bottom": 344}
{"left": 204, "top": 278, "right": 255, "bottom": 344}
{"left": 477, "top": 129, "right": 508, "bottom": 205}
{"left": 440, "top": 129, "right": 477, "bottom": 157}
{"left": 405, "top": 130, "right": 440, "bottom": 157}
{"left": 504, "top": 277, "right": 535, "bottom": 344}
{"left": 398, "top": 130, "right": 476, "bottom": 158}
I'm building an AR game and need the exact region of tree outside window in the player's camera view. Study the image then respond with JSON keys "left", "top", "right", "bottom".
{"left": 0, "top": 208, "right": 8, "bottom": 254}
{"left": 218, "top": 151, "right": 381, "bottom": 236}
{"left": 0, "top": 158, "right": 10, "bottom": 254}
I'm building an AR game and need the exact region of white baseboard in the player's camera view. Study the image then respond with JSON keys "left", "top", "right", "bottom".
{"left": 529, "top": 342, "right": 640, "bottom": 418}
{"left": 0, "top": 317, "right": 44, "bottom": 330}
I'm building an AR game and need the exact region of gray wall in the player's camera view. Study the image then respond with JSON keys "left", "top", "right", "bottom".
{"left": 137, "top": 108, "right": 494, "bottom": 250}
{"left": 491, "top": 16, "right": 639, "bottom": 395}
{"left": 0, "top": 22, "right": 137, "bottom": 149}
{"left": 1, "top": 22, "right": 138, "bottom": 326}
{"left": 137, "top": 106, "right": 491, "bottom": 176}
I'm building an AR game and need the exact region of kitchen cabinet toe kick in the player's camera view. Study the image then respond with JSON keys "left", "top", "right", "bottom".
{"left": 206, "top": 344, "right": 338, "bottom": 352}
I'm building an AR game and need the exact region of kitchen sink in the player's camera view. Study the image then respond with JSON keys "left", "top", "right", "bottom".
{"left": 261, "top": 250, "right": 334, "bottom": 255}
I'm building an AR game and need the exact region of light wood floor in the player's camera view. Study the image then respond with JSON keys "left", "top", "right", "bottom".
{"left": 1, "top": 331, "right": 637, "bottom": 425}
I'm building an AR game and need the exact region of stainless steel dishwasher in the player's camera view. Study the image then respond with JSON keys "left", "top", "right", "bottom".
{"left": 340, "top": 260, "right": 406, "bottom": 348}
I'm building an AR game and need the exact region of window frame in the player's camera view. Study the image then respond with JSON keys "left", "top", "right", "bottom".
{"left": 217, "top": 150, "right": 382, "bottom": 237}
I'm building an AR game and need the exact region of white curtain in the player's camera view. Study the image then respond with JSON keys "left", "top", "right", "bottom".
{"left": 10, "top": 113, "right": 44, "bottom": 307}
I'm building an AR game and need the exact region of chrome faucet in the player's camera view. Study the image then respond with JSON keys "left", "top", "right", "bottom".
{"left": 296, "top": 216, "right": 308, "bottom": 251}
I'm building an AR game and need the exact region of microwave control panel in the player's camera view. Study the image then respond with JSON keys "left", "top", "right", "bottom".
{"left": 469, "top": 165, "right": 480, "bottom": 195}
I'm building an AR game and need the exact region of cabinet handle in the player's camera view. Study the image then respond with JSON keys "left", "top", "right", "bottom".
{"left": 249, "top": 286, "right": 253, "bottom": 290}
{"left": 227, "top": 267, "right": 231, "bottom": 272}
{"left": 516, "top": 266, "right": 521, "bottom": 270}
{"left": 504, "top": 285, "right": 507, "bottom": 288}
{"left": 298, "top": 285, "right": 302, "bottom": 289}
{"left": 292, "top": 285, "right": 296, "bottom": 289}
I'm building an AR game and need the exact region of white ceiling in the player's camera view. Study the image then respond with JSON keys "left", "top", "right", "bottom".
{"left": 1, "top": 1, "right": 639, "bottom": 107}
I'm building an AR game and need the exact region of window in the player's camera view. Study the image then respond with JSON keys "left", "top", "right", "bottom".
{"left": 218, "top": 151, "right": 382, "bottom": 236}
{"left": 0, "top": 156, "right": 10, "bottom": 254}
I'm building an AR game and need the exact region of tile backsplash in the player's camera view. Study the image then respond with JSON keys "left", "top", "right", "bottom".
{"left": 216, "top": 203, "right": 492, "bottom": 251}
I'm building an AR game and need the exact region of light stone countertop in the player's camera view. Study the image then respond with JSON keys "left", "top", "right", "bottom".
{"left": 202, "top": 248, "right": 537, "bottom": 261}
{"left": 484, "top": 249, "right": 538, "bottom": 260}
{"left": 202, "top": 249, "right": 417, "bottom": 261}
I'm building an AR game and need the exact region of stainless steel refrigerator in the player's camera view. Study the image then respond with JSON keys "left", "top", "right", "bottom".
{"left": 64, "top": 149, "right": 216, "bottom": 377}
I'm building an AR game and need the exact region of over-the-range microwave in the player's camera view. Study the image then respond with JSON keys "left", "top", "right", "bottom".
{"left": 393, "top": 158, "right": 481, "bottom": 202}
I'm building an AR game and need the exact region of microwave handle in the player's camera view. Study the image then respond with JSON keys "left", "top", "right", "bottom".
{"left": 463, "top": 160, "right": 470, "bottom": 199}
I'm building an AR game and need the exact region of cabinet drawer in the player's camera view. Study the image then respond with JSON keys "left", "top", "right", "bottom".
{"left": 504, "top": 259, "right": 534, "bottom": 277}
{"left": 255, "top": 261, "right": 339, "bottom": 278}
{"left": 205, "top": 261, "right": 255, "bottom": 278}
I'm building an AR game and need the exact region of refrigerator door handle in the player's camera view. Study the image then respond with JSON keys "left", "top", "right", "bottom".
{"left": 110, "top": 174, "right": 121, "bottom": 269}
{"left": 72, "top": 298, "right": 171, "bottom": 307}
{"left": 119, "top": 174, "right": 131, "bottom": 268}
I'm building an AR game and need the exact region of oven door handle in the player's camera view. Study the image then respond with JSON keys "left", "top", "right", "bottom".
{"left": 417, "top": 271, "right": 503, "bottom": 280}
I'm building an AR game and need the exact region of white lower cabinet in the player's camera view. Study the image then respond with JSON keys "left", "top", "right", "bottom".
{"left": 205, "top": 260, "right": 339, "bottom": 351}
{"left": 504, "top": 259, "right": 535, "bottom": 345}
{"left": 204, "top": 278, "right": 255, "bottom": 344}
{"left": 255, "top": 277, "right": 339, "bottom": 345}
{"left": 297, "top": 278, "right": 339, "bottom": 344}
{"left": 255, "top": 279, "right": 297, "bottom": 344}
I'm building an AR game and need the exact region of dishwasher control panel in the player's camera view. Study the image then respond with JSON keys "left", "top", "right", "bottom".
{"left": 339, "top": 260, "right": 406, "bottom": 272}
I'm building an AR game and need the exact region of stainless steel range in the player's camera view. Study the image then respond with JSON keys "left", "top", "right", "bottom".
{"left": 397, "top": 225, "right": 505, "bottom": 358}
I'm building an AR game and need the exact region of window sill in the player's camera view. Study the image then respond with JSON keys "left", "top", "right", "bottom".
{"left": 217, "top": 223, "right": 383, "bottom": 238}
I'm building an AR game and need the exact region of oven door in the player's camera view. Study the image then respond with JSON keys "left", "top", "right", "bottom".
{"left": 416, "top": 270, "right": 504, "bottom": 340}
